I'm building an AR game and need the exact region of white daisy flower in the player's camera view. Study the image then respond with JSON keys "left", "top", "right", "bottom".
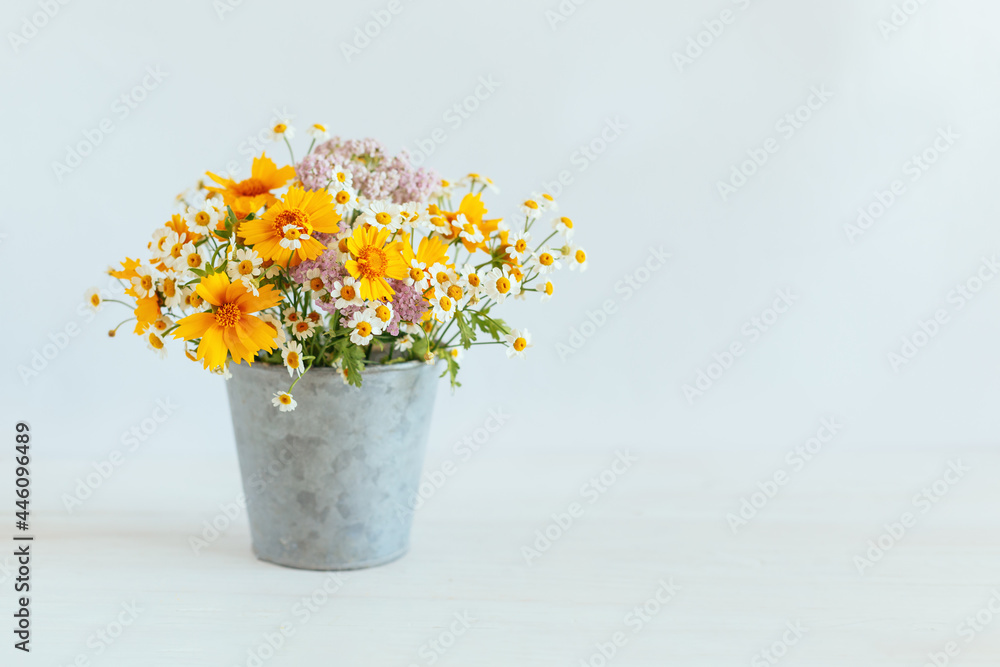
{"left": 428, "top": 263, "right": 458, "bottom": 287}
{"left": 150, "top": 314, "right": 174, "bottom": 337}
{"left": 131, "top": 265, "right": 157, "bottom": 298}
{"left": 457, "top": 215, "right": 485, "bottom": 245}
{"left": 327, "top": 164, "right": 353, "bottom": 191}
{"left": 333, "top": 277, "right": 363, "bottom": 310}
{"left": 347, "top": 310, "right": 380, "bottom": 345}
{"left": 441, "top": 280, "right": 468, "bottom": 308}
{"left": 329, "top": 186, "right": 358, "bottom": 217}
{"left": 268, "top": 120, "right": 295, "bottom": 141}
{"left": 307, "top": 123, "right": 330, "bottom": 141}
{"left": 282, "top": 307, "right": 302, "bottom": 325}
{"left": 146, "top": 331, "right": 168, "bottom": 359}
{"left": 178, "top": 242, "right": 207, "bottom": 273}
{"left": 282, "top": 341, "right": 305, "bottom": 378}
{"left": 459, "top": 264, "right": 484, "bottom": 298}
{"left": 504, "top": 328, "right": 533, "bottom": 360}
{"left": 279, "top": 224, "right": 310, "bottom": 250}
{"left": 304, "top": 268, "right": 327, "bottom": 296}
{"left": 529, "top": 246, "right": 562, "bottom": 275}
{"left": 447, "top": 347, "right": 464, "bottom": 362}
{"left": 397, "top": 334, "right": 415, "bottom": 351}
{"left": 359, "top": 200, "right": 400, "bottom": 232}
{"left": 519, "top": 199, "right": 541, "bottom": 219}
{"left": 85, "top": 287, "right": 103, "bottom": 311}
{"left": 272, "top": 391, "right": 297, "bottom": 412}
{"left": 148, "top": 226, "right": 173, "bottom": 259}
{"left": 404, "top": 258, "right": 430, "bottom": 291}
{"left": 431, "top": 294, "right": 456, "bottom": 323}
{"left": 554, "top": 216, "right": 575, "bottom": 240}
{"left": 185, "top": 203, "right": 222, "bottom": 235}
{"left": 290, "top": 318, "right": 316, "bottom": 340}
{"left": 399, "top": 322, "right": 423, "bottom": 336}
{"left": 368, "top": 301, "right": 394, "bottom": 329}
{"left": 227, "top": 248, "right": 262, "bottom": 282}
{"left": 505, "top": 231, "right": 532, "bottom": 263}
{"left": 481, "top": 266, "right": 519, "bottom": 304}
{"left": 539, "top": 279, "right": 554, "bottom": 303}
{"left": 539, "top": 193, "right": 558, "bottom": 212}
{"left": 568, "top": 245, "right": 588, "bottom": 272}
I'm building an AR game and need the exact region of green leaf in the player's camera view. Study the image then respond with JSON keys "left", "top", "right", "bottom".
{"left": 468, "top": 309, "right": 510, "bottom": 342}
{"left": 439, "top": 351, "right": 461, "bottom": 389}
{"left": 334, "top": 338, "right": 365, "bottom": 388}
{"left": 454, "top": 310, "right": 477, "bottom": 349}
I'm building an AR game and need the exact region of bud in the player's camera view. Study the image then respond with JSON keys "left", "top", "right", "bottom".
{"left": 108, "top": 329, "right": 116, "bottom": 337}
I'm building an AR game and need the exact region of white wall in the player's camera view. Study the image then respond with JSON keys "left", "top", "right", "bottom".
{"left": 3, "top": 0, "right": 1000, "bottom": 462}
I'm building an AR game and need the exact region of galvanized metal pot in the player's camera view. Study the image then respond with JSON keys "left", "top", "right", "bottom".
{"left": 225, "top": 360, "right": 439, "bottom": 570}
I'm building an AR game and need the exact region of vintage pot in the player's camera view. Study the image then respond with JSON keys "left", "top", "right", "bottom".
{"left": 225, "top": 360, "right": 439, "bottom": 570}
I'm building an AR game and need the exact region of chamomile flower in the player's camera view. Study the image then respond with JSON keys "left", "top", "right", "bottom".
{"left": 359, "top": 200, "right": 400, "bottom": 232}
{"left": 431, "top": 294, "right": 456, "bottom": 322}
{"left": 307, "top": 123, "right": 330, "bottom": 141}
{"left": 279, "top": 223, "right": 311, "bottom": 250}
{"left": 185, "top": 203, "right": 222, "bottom": 235}
{"left": 329, "top": 186, "right": 357, "bottom": 217}
{"left": 504, "top": 328, "right": 533, "bottom": 360}
{"left": 131, "top": 265, "right": 157, "bottom": 298}
{"left": 150, "top": 314, "right": 174, "bottom": 336}
{"left": 327, "top": 165, "right": 353, "bottom": 191}
{"left": 282, "top": 341, "right": 305, "bottom": 378}
{"left": 447, "top": 347, "right": 464, "bottom": 362}
{"left": 397, "top": 334, "right": 415, "bottom": 351}
{"left": 539, "top": 193, "right": 558, "bottom": 212}
{"left": 404, "top": 258, "right": 430, "bottom": 291}
{"left": 567, "top": 245, "right": 588, "bottom": 272}
{"left": 182, "top": 287, "right": 204, "bottom": 311}
{"left": 459, "top": 264, "right": 483, "bottom": 298}
{"left": 85, "top": 288, "right": 103, "bottom": 311}
{"left": 146, "top": 331, "right": 168, "bottom": 359}
{"left": 482, "top": 266, "right": 519, "bottom": 304}
{"left": 302, "top": 268, "right": 327, "bottom": 296}
{"left": 519, "top": 199, "right": 541, "bottom": 219}
{"left": 272, "top": 391, "right": 297, "bottom": 412}
{"left": 347, "top": 310, "right": 380, "bottom": 345}
{"left": 457, "top": 215, "right": 485, "bottom": 245}
{"left": 399, "top": 322, "right": 423, "bottom": 336}
{"left": 369, "top": 301, "right": 395, "bottom": 329}
{"left": 333, "top": 277, "right": 363, "bottom": 310}
{"left": 227, "top": 248, "right": 263, "bottom": 283}
{"left": 441, "top": 280, "right": 467, "bottom": 307}
{"left": 212, "top": 363, "right": 233, "bottom": 380}
{"left": 268, "top": 120, "right": 295, "bottom": 141}
{"left": 291, "top": 318, "right": 316, "bottom": 340}
{"left": 282, "top": 307, "right": 301, "bottom": 324}
{"left": 148, "top": 227, "right": 173, "bottom": 259}
{"left": 428, "top": 263, "right": 458, "bottom": 287}
{"left": 554, "top": 216, "right": 575, "bottom": 240}
{"left": 259, "top": 312, "right": 287, "bottom": 346}
{"left": 529, "top": 247, "right": 562, "bottom": 275}
{"left": 179, "top": 242, "right": 207, "bottom": 272}
{"left": 263, "top": 263, "right": 283, "bottom": 279}
{"left": 505, "top": 231, "right": 532, "bottom": 263}
{"left": 539, "top": 279, "right": 554, "bottom": 303}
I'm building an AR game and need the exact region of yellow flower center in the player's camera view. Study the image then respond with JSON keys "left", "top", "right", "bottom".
{"left": 286, "top": 351, "right": 299, "bottom": 368}
{"left": 148, "top": 333, "right": 164, "bottom": 349}
{"left": 195, "top": 211, "right": 211, "bottom": 225}
{"left": 273, "top": 208, "right": 310, "bottom": 237}
{"left": 575, "top": 249, "right": 586, "bottom": 263}
{"left": 513, "top": 337, "right": 527, "bottom": 352}
{"left": 336, "top": 172, "right": 347, "bottom": 183}
{"left": 308, "top": 311, "right": 321, "bottom": 322}
{"left": 163, "top": 278, "right": 176, "bottom": 298}
{"left": 539, "top": 253, "right": 554, "bottom": 266}
{"left": 286, "top": 311, "right": 300, "bottom": 322}
{"left": 233, "top": 177, "right": 269, "bottom": 197}
{"left": 356, "top": 321, "right": 372, "bottom": 337}
{"left": 309, "top": 277, "right": 324, "bottom": 291}
{"left": 467, "top": 273, "right": 480, "bottom": 287}
{"left": 542, "top": 194, "right": 554, "bottom": 202}
{"left": 340, "top": 284, "right": 357, "bottom": 301}
{"left": 544, "top": 281, "right": 554, "bottom": 296}
{"left": 283, "top": 227, "right": 302, "bottom": 241}
{"left": 524, "top": 200, "right": 538, "bottom": 210}
{"left": 410, "top": 267, "right": 425, "bottom": 282}
{"left": 441, "top": 179, "right": 450, "bottom": 187}
{"left": 510, "top": 267, "right": 523, "bottom": 281}
{"left": 278, "top": 393, "right": 292, "bottom": 405}
{"left": 187, "top": 253, "right": 203, "bottom": 268}
{"left": 438, "top": 296, "right": 452, "bottom": 311}
{"left": 215, "top": 302, "right": 241, "bottom": 328}
{"left": 495, "top": 277, "right": 510, "bottom": 294}
{"left": 188, "top": 293, "right": 203, "bottom": 308}
{"left": 447, "top": 285, "right": 463, "bottom": 301}
{"left": 436, "top": 271, "right": 449, "bottom": 284}
{"left": 273, "top": 123, "right": 287, "bottom": 134}
{"left": 357, "top": 246, "right": 389, "bottom": 279}
{"left": 335, "top": 190, "right": 350, "bottom": 204}
{"left": 313, "top": 123, "right": 327, "bottom": 132}
{"left": 375, "top": 211, "right": 392, "bottom": 226}
{"left": 515, "top": 239, "right": 527, "bottom": 253}
{"left": 560, "top": 216, "right": 573, "bottom": 229}
{"left": 295, "top": 321, "right": 310, "bottom": 333}
{"left": 140, "top": 275, "right": 153, "bottom": 291}
{"left": 375, "top": 305, "right": 391, "bottom": 322}
{"left": 153, "top": 319, "right": 168, "bottom": 332}
{"left": 170, "top": 242, "right": 184, "bottom": 258}
{"left": 238, "top": 260, "right": 255, "bottom": 275}
{"left": 89, "top": 293, "right": 101, "bottom": 307}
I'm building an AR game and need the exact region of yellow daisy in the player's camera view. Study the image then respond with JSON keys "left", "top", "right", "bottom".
{"left": 344, "top": 226, "right": 408, "bottom": 301}
{"left": 205, "top": 153, "right": 296, "bottom": 218}
{"left": 240, "top": 187, "right": 341, "bottom": 267}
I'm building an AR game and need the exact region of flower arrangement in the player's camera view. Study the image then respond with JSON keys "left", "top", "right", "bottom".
{"left": 93, "top": 121, "right": 587, "bottom": 412}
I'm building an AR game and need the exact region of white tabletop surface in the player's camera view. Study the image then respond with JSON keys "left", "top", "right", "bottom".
{"left": 13, "top": 444, "right": 1000, "bottom": 666}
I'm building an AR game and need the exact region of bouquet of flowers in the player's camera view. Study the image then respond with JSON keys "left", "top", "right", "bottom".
{"left": 92, "top": 121, "right": 587, "bottom": 412}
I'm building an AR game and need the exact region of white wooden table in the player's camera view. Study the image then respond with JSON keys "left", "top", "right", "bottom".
{"left": 15, "top": 444, "right": 1000, "bottom": 665}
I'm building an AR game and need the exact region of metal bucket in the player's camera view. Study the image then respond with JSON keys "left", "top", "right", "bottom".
{"left": 225, "top": 360, "right": 439, "bottom": 570}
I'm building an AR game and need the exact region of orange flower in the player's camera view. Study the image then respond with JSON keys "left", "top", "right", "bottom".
{"left": 240, "top": 187, "right": 341, "bottom": 266}
{"left": 205, "top": 153, "right": 295, "bottom": 218}
{"left": 172, "top": 272, "right": 282, "bottom": 369}
{"left": 344, "top": 225, "right": 408, "bottom": 301}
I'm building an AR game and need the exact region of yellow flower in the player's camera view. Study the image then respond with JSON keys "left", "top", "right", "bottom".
{"left": 398, "top": 232, "right": 450, "bottom": 275}
{"left": 205, "top": 154, "right": 295, "bottom": 218}
{"left": 344, "top": 226, "right": 408, "bottom": 301}
{"left": 172, "top": 272, "right": 282, "bottom": 369}
{"left": 240, "top": 187, "right": 341, "bottom": 266}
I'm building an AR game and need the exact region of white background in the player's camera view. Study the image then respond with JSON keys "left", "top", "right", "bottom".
{"left": 3, "top": 0, "right": 1000, "bottom": 457}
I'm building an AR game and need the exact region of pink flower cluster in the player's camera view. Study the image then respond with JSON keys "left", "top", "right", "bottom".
{"left": 296, "top": 137, "right": 440, "bottom": 204}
